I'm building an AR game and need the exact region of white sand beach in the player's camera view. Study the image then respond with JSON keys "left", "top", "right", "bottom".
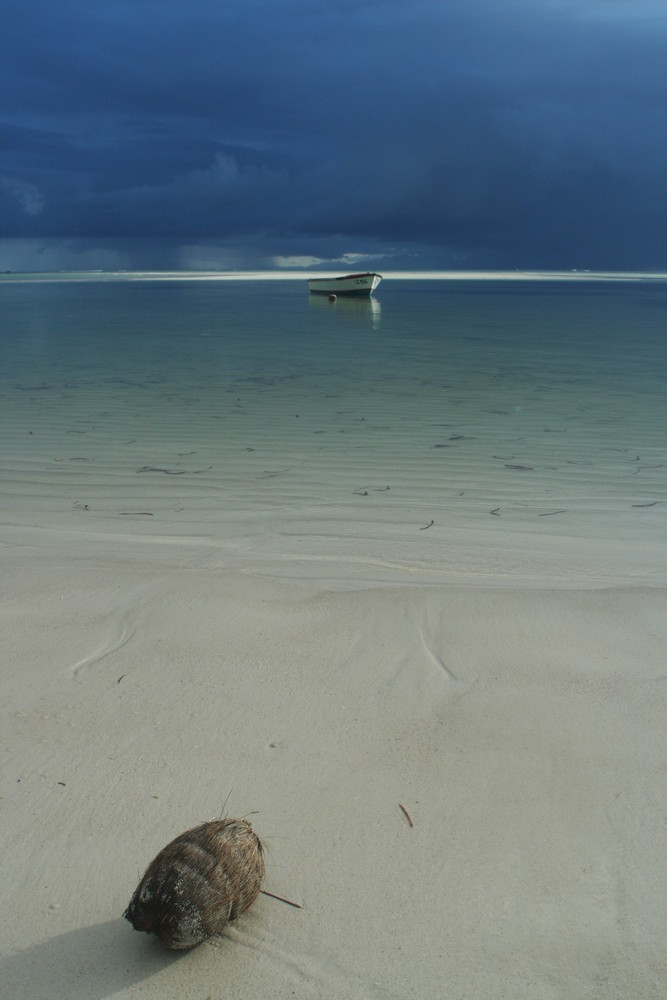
{"left": 2, "top": 517, "right": 666, "bottom": 999}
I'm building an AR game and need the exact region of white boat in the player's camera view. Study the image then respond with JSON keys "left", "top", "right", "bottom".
{"left": 307, "top": 272, "right": 382, "bottom": 297}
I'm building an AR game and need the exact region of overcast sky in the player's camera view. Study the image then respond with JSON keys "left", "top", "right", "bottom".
{"left": 1, "top": 0, "right": 666, "bottom": 271}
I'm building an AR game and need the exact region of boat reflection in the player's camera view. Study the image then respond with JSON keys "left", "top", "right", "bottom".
{"left": 308, "top": 293, "right": 381, "bottom": 328}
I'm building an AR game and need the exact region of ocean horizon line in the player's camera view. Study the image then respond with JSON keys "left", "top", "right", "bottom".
{"left": 2, "top": 267, "right": 667, "bottom": 284}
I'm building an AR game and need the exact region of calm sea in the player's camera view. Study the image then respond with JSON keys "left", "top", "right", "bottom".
{"left": 1, "top": 274, "right": 666, "bottom": 584}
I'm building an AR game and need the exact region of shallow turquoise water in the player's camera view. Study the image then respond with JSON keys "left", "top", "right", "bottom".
{"left": 1, "top": 275, "right": 666, "bottom": 583}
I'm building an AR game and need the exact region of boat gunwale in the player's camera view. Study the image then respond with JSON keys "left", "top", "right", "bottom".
{"left": 307, "top": 271, "right": 382, "bottom": 284}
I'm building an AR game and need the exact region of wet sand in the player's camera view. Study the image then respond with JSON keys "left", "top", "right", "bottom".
{"left": 2, "top": 523, "right": 667, "bottom": 999}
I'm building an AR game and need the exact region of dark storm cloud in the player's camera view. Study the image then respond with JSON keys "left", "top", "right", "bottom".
{"left": 1, "top": 0, "right": 666, "bottom": 268}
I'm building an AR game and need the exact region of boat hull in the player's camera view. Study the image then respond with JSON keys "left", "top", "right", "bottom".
{"left": 307, "top": 272, "right": 382, "bottom": 296}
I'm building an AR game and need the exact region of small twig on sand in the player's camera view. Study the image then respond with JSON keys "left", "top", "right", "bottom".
{"left": 399, "top": 803, "right": 414, "bottom": 828}
{"left": 261, "top": 889, "right": 302, "bottom": 909}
